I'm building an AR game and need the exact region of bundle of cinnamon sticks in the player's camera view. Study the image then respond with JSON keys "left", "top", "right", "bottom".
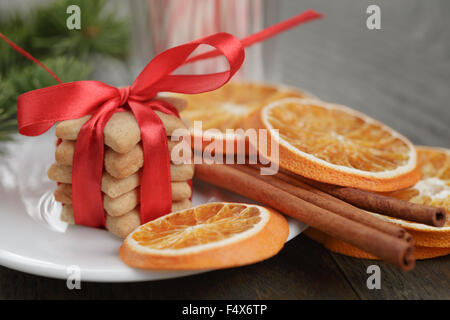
{"left": 195, "top": 163, "right": 447, "bottom": 271}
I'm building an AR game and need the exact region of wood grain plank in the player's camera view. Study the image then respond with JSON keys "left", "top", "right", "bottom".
{"left": 329, "top": 253, "right": 450, "bottom": 299}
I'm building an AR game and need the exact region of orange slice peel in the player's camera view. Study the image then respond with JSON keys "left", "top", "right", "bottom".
{"left": 305, "top": 227, "right": 450, "bottom": 260}
{"left": 246, "top": 98, "right": 420, "bottom": 192}
{"left": 374, "top": 146, "right": 450, "bottom": 247}
{"left": 175, "top": 81, "right": 314, "bottom": 153}
{"left": 120, "top": 202, "right": 289, "bottom": 270}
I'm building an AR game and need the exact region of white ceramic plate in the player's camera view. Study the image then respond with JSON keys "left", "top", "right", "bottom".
{"left": 0, "top": 132, "right": 307, "bottom": 282}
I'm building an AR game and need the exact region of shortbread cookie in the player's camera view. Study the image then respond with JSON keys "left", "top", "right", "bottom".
{"left": 62, "top": 199, "right": 193, "bottom": 226}
{"left": 49, "top": 163, "right": 193, "bottom": 198}
{"left": 106, "top": 208, "right": 141, "bottom": 238}
{"left": 60, "top": 205, "right": 75, "bottom": 224}
{"left": 103, "top": 188, "right": 139, "bottom": 216}
{"left": 170, "top": 162, "right": 194, "bottom": 181}
{"left": 104, "top": 144, "right": 144, "bottom": 179}
{"left": 54, "top": 184, "right": 72, "bottom": 204}
{"left": 55, "top": 115, "right": 89, "bottom": 142}
{"left": 48, "top": 162, "right": 194, "bottom": 194}
{"left": 170, "top": 181, "right": 192, "bottom": 201}
{"left": 102, "top": 171, "right": 140, "bottom": 199}
{"left": 171, "top": 198, "right": 192, "bottom": 212}
{"left": 47, "top": 163, "right": 72, "bottom": 184}
{"left": 48, "top": 165, "right": 140, "bottom": 199}
{"left": 56, "top": 110, "right": 187, "bottom": 154}
{"left": 103, "top": 182, "right": 192, "bottom": 216}
{"left": 55, "top": 140, "right": 75, "bottom": 166}
{"left": 57, "top": 140, "right": 190, "bottom": 178}
{"left": 54, "top": 180, "right": 191, "bottom": 210}
{"left": 104, "top": 140, "right": 191, "bottom": 179}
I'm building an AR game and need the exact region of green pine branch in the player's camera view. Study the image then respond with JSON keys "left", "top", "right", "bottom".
{"left": 32, "top": 0, "right": 129, "bottom": 60}
{"left": 0, "top": 0, "right": 129, "bottom": 143}
{"left": 0, "top": 57, "right": 91, "bottom": 142}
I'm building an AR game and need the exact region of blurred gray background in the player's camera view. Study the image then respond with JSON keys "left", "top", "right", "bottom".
{"left": 274, "top": 0, "right": 450, "bottom": 149}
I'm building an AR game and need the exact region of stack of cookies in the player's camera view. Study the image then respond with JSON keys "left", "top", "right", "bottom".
{"left": 47, "top": 97, "right": 194, "bottom": 238}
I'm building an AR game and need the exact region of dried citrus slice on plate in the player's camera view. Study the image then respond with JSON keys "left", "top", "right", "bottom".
{"left": 173, "top": 81, "right": 313, "bottom": 153}
{"left": 120, "top": 202, "right": 289, "bottom": 270}
{"left": 245, "top": 98, "right": 420, "bottom": 192}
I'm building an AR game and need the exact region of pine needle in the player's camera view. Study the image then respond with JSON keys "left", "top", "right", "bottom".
{"left": 0, "top": 0, "right": 129, "bottom": 143}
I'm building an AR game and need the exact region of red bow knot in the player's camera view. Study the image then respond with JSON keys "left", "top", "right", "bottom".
{"left": 118, "top": 86, "right": 131, "bottom": 106}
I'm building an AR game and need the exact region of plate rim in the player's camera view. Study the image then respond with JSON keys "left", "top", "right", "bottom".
{"left": 0, "top": 218, "right": 306, "bottom": 283}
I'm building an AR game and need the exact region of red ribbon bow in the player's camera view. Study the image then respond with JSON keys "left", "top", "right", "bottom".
{"left": 2, "top": 10, "right": 323, "bottom": 228}
{"left": 17, "top": 32, "right": 245, "bottom": 227}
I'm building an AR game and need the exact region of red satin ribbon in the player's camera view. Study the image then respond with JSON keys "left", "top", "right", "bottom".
{"left": 2, "top": 10, "right": 323, "bottom": 227}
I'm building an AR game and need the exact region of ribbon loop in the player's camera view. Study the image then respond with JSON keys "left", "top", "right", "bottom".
{"left": 130, "top": 32, "right": 245, "bottom": 98}
{"left": 118, "top": 86, "right": 131, "bottom": 106}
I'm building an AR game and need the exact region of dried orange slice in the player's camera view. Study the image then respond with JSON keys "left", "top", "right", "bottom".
{"left": 120, "top": 202, "right": 289, "bottom": 270}
{"left": 382, "top": 146, "right": 450, "bottom": 218}
{"left": 371, "top": 146, "right": 450, "bottom": 247}
{"left": 246, "top": 98, "right": 420, "bottom": 192}
{"left": 174, "top": 82, "right": 313, "bottom": 153}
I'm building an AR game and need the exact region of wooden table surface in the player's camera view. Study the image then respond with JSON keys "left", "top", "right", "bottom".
{"left": 1, "top": 0, "right": 449, "bottom": 299}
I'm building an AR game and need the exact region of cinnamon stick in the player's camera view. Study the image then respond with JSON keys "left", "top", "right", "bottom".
{"left": 195, "top": 163, "right": 415, "bottom": 270}
{"left": 232, "top": 164, "right": 411, "bottom": 241}
{"left": 286, "top": 172, "right": 447, "bottom": 227}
